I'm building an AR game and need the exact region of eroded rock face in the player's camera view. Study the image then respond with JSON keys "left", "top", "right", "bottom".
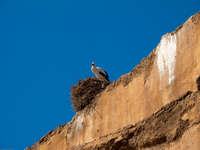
{"left": 26, "top": 12, "right": 200, "bottom": 150}
{"left": 72, "top": 91, "right": 200, "bottom": 150}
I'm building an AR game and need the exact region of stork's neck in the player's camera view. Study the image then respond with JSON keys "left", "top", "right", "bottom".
{"left": 92, "top": 64, "right": 95, "bottom": 69}
{"left": 91, "top": 65, "right": 97, "bottom": 73}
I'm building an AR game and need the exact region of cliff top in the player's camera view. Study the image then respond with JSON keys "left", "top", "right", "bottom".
{"left": 26, "top": 11, "right": 200, "bottom": 150}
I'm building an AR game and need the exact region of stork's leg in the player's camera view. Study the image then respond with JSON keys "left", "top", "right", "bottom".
{"left": 101, "top": 83, "right": 105, "bottom": 88}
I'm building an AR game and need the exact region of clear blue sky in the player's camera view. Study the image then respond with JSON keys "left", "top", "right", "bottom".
{"left": 0, "top": 0, "right": 199, "bottom": 150}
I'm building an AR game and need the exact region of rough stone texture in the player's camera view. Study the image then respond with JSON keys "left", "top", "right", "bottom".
{"left": 71, "top": 91, "right": 200, "bottom": 150}
{"left": 26, "top": 12, "right": 200, "bottom": 150}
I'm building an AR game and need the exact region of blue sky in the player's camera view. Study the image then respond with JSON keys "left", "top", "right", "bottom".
{"left": 0, "top": 0, "right": 199, "bottom": 150}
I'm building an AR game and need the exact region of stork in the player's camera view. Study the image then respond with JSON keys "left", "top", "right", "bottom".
{"left": 91, "top": 62, "right": 109, "bottom": 81}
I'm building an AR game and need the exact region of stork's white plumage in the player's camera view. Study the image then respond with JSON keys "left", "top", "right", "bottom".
{"left": 91, "top": 62, "right": 109, "bottom": 81}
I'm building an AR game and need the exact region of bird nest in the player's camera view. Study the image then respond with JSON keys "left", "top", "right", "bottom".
{"left": 71, "top": 77, "right": 110, "bottom": 111}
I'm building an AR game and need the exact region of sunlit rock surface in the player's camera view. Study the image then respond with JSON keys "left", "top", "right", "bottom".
{"left": 26, "top": 12, "right": 200, "bottom": 150}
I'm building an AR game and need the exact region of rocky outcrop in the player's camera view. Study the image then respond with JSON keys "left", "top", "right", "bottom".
{"left": 26, "top": 12, "right": 200, "bottom": 150}
{"left": 71, "top": 91, "right": 200, "bottom": 150}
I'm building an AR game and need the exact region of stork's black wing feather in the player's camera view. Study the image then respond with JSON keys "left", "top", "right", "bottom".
{"left": 99, "top": 70, "right": 109, "bottom": 81}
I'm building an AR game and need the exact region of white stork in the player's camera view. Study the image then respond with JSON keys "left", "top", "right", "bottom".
{"left": 91, "top": 62, "right": 109, "bottom": 81}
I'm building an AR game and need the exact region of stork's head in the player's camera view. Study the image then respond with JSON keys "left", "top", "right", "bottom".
{"left": 92, "top": 61, "right": 95, "bottom": 66}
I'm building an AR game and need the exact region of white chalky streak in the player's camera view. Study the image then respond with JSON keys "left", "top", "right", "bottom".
{"left": 157, "top": 33, "right": 177, "bottom": 84}
{"left": 75, "top": 114, "right": 84, "bottom": 133}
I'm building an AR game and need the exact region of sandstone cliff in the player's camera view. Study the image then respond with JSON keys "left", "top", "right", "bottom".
{"left": 26, "top": 12, "right": 200, "bottom": 150}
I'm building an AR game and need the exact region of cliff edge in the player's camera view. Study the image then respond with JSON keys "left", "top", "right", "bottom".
{"left": 26, "top": 12, "right": 200, "bottom": 150}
